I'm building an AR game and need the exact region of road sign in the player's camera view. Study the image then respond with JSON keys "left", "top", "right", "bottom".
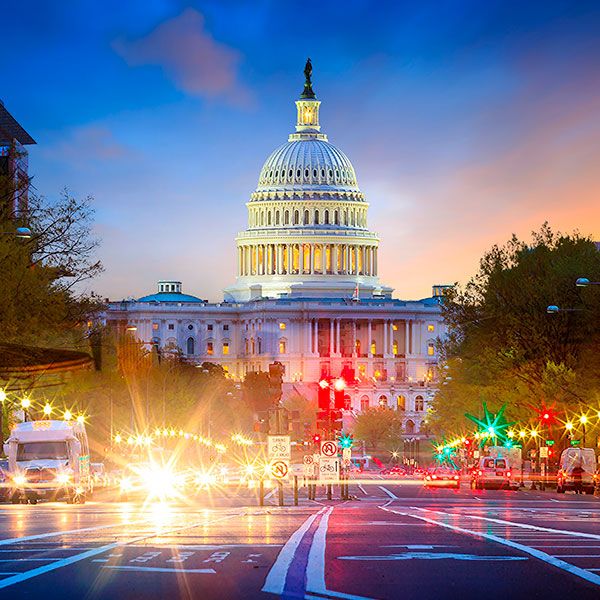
{"left": 342, "top": 447, "right": 351, "bottom": 465}
{"left": 270, "top": 459, "right": 289, "bottom": 480}
{"left": 570, "top": 439, "right": 581, "bottom": 446}
{"left": 318, "top": 457, "right": 339, "bottom": 481}
{"left": 268, "top": 435, "right": 291, "bottom": 460}
{"left": 320, "top": 440, "right": 338, "bottom": 457}
{"left": 539, "top": 446, "right": 549, "bottom": 458}
{"left": 473, "top": 450, "right": 480, "bottom": 459}
{"left": 303, "top": 454, "right": 314, "bottom": 465}
{"left": 546, "top": 439, "right": 555, "bottom": 446}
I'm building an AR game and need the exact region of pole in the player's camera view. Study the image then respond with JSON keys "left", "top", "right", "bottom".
{"left": 327, "top": 483, "right": 332, "bottom": 500}
{"left": 294, "top": 475, "right": 298, "bottom": 506}
{"left": 259, "top": 479, "right": 264, "bottom": 507}
{"left": 278, "top": 480, "right": 284, "bottom": 506}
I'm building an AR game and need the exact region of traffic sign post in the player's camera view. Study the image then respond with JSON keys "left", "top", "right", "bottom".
{"left": 268, "top": 435, "right": 291, "bottom": 460}
{"left": 318, "top": 457, "right": 339, "bottom": 482}
{"left": 320, "top": 440, "right": 338, "bottom": 457}
{"left": 270, "top": 459, "right": 290, "bottom": 480}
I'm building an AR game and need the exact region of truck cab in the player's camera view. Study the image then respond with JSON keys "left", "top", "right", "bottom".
{"left": 557, "top": 447, "right": 596, "bottom": 494}
{"left": 4, "top": 420, "right": 92, "bottom": 504}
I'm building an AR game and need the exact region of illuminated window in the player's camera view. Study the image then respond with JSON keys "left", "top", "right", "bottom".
{"left": 427, "top": 343, "right": 435, "bottom": 356}
{"left": 397, "top": 395, "right": 406, "bottom": 411}
{"left": 222, "top": 342, "right": 229, "bottom": 355}
{"left": 279, "top": 339, "right": 287, "bottom": 354}
{"left": 392, "top": 324, "right": 398, "bottom": 331}
{"left": 207, "top": 342, "right": 214, "bottom": 355}
{"left": 358, "top": 364, "right": 366, "bottom": 378}
{"left": 415, "top": 396, "right": 424, "bottom": 411}
{"left": 379, "top": 395, "right": 388, "bottom": 407}
{"left": 279, "top": 322, "right": 286, "bottom": 330}
{"left": 370, "top": 341, "right": 376, "bottom": 355}
{"left": 152, "top": 323, "right": 159, "bottom": 331}
{"left": 392, "top": 341, "right": 398, "bottom": 356}
{"left": 427, "top": 324, "right": 435, "bottom": 332}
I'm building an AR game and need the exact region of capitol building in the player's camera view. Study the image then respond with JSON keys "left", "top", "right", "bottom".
{"left": 105, "top": 63, "right": 447, "bottom": 438}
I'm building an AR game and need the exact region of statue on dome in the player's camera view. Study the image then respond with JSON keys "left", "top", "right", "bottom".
{"left": 301, "top": 57, "right": 316, "bottom": 99}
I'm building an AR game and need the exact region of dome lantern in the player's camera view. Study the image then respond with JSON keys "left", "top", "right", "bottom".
{"left": 295, "top": 58, "right": 321, "bottom": 133}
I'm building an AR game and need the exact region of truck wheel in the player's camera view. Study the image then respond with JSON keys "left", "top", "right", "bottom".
{"left": 28, "top": 498, "right": 38, "bottom": 505}
{"left": 557, "top": 484, "right": 565, "bottom": 494}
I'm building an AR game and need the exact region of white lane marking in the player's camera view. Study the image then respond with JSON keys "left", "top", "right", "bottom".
{"left": 378, "top": 486, "right": 398, "bottom": 500}
{"left": 554, "top": 555, "right": 600, "bottom": 558}
{"left": 358, "top": 485, "right": 368, "bottom": 496}
{"left": 0, "top": 511, "right": 244, "bottom": 590}
{"left": 381, "top": 506, "right": 600, "bottom": 587}
{"left": 264, "top": 490, "right": 276, "bottom": 500}
{"left": 534, "top": 546, "right": 600, "bottom": 548}
{"left": 102, "top": 565, "right": 216, "bottom": 574}
{"left": 0, "top": 548, "right": 96, "bottom": 552}
{"left": 0, "top": 558, "right": 61, "bottom": 562}
{"left": 261, "top": 507, "right": 325, "bottom": 595}
{"left": 0, "top": 519, "right": 149, "bottom": 547}
{"left": 338, "top": 552, "right": 527, "bottom": 561}
{"left": 0, "top": 572, "right": 19, "bottom": 575}
{"left": 306, "top": 507, "right": 372, "bottom": 600}
{"left": 413, "top": 507, "right": 600, "bottom": 541}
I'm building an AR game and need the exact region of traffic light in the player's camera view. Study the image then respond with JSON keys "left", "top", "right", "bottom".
{"left": 333, "top": 378, "right": 346, "bottom": 410}
{"left": 312, "top": 433, "right": 321, "bottom": 445}
{"left": 339, "top": 433, "right": 354, "bottom": 449}
{"left": 318, "top": 379, "right": 330, "bottom": 410}
{"left": 268, "top": 362, "right": 285, "bottom": 405}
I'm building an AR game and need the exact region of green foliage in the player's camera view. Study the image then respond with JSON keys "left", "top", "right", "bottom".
{"left": 0, "top": 185, "right": 103, "bottom": 347}
{"left": 242, "top": 371, "right": 273, "bottom": 414}
{"left": 353, "top": 407, "right": 403, "bottom": 451}
{"left": 430, "top": 224, "right": 600, "bottom": 436}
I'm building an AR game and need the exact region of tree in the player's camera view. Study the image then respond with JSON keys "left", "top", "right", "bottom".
{"left": 353, "top": 407, "right": 403, "bottom": 451}
{"left": 241, "top": 371, "right": 273, "bottom": 415}
{"left": 1, "top": 186, "right": 102, "bottom": 347}
{"left": 429, "top": 224, "right": 600, "bottom": 436}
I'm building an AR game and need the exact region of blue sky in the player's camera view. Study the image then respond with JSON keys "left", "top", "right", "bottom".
{"left": 4, "top": 1, "right": 600, "bottom": 300}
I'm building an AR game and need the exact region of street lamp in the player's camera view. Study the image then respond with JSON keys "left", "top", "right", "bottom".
{"left": 575, "top": 277, "right": 600, "bottom": 287}
{"left": 579, "top": 414, "right": 588, "bottom": 446}
{"left": 546, "top": 305, "right": 583, "bottom": 314}
{"left": 0, "top": 226, "right": 32, "bottom": 239}
{"left": 21, "top": 397, "right": 31, "bottom": 421}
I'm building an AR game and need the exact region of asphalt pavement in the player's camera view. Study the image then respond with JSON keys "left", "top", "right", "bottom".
{"left": 0, "top": 478, "right": 599, "bottom": 599}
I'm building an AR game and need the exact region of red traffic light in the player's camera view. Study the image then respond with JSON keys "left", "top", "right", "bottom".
{"left": 312, "top": 434, "right": 321, "bottom": 444}
{"left": 542, "top": 412, "right": 550, "bottom": 420}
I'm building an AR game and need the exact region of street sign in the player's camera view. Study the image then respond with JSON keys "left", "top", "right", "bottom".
{"left": 342, "top": 447, "right": 351, "bottom": 464}
{"left": 570, "top": 439, "right": 581, "bottom": 446}
{"left": 318, "top": 457, "right": 339, "bottom": 482}
{"left": 473, "top": 450, "right": 480, "bottom": 459}
{"left": 269, "top": 459, "right": 290, "bottom": 480}
{"left": 303, "top": 454, "right": 314, "bottom": 465}
{"left": 268, "top": 435, "right": 291, "bottom": 460}
{"left": 539, "top": 446, "right": 549, "bottom": 458}
{"left": 320, "top": 440, "right": 338, "bottom": 457}
{"left": 546, "top": 440, "right": 555, "bottom": 446}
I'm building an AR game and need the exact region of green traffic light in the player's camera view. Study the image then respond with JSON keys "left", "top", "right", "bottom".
{"left": 339, "top": 433, "right": 354, "bottom": 449}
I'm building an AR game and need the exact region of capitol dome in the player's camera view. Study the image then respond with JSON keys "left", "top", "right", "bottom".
{"left": 224, "top": 60, "right": 391, "bottom": 303}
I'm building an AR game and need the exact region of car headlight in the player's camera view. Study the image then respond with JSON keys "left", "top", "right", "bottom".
{"left": 13, "top": 475, "right": 26, "bottom": 486}
{"left": 56, "top": 472, "right": 72, "bottom": 485}
{"left": 120, "top": 477, "right": 133, "bottom": 492}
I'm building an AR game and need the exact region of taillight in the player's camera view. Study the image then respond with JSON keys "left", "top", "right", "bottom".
{"left": 478, "top": 470, "right": 483, "bottom": 476}
{"left": 506, "top": 471, "right": 511, "bottom": 478}
{"left": 432, "top": 475, "right": 437, "bottom": 479}
{"left": 426, "top": 475, "right": 431, "bottom": 480}
{"left": 454, "top": 475, "right": 459, "bottom": 480}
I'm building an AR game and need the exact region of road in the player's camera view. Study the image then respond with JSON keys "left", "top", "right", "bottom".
{"left": 0, "top": 479, "right": 599, "bottom": 599}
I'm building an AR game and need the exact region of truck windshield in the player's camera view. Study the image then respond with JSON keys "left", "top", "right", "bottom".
{"left": 17, "top": 442, "right": 68, "bottom": 460}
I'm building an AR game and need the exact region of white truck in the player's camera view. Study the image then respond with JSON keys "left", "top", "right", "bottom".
{"left": 4, "top": 420, "right": 92, "bottom": 504}
{"left": 557, "top": 447, "right": 596, "bottom": 494}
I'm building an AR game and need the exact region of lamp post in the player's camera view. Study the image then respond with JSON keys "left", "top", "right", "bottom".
{"left": 579, "top": 415, "right": 588, "bottom": 446}
{"left": 0, "top": 227, "right": 32, "bottom": 239}
{"left": 0, "top": 390, "right": 6, "bottom": 445}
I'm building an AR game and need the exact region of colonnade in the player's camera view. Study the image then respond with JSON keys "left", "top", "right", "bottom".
{"left": 238, "top": 243, "right": 378, "bottom": 277}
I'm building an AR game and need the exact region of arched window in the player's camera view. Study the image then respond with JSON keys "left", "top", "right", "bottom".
{"left": 275, "top": 211, "right": 280, "bottom": 225}
{"left": 260, "top": 212, "right": 264, "bottom": 226}
{"left": 267, "top": 211, "right": 272, "bottom": 225}
{"left": 284, "top": 210, "right": 290, "bottom": 225}
{"left": 324, "top": 210, "right": 329, "bottom": 224}
{"left": 186, "top": 337, "right": 195, "bottom": 355}
{"left": 415, "top": 396, "right": 425, "bottom": 411}
{"left": 378, "top": 395, "right": 388, "bottom": 408}
{"left": 397, "top": 395, "right": 406, "bottom": 411}
{"left": 405, "top": 420, "right": 415, "bottom": 434}
{"left": 293, "top": 210, "right": 299, "bottom": 225}
{"left": 360, "top": 395, "right": 370, "bottom": 412}
{"left": 334, "top": 210, "right": 339, "bottom": 225}
{"left": 314, "top": 210, "right": 319, "bottom": 224}
{"left": 304, "top": 210, "right": 309, "bottom": 225}
{"left": 393, "top": 341, "right": 399, "bottom": 356}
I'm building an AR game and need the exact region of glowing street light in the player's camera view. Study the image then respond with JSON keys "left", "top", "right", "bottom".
{"left": 43, "top": 403, "right": 52, "bottom": 416}
{"left": 579, "top": 415, "right": 588, "bottom": 425}
{"left": 0, "top": 390, "right": 6, "bottom": 403}
{"left": 565, "top": 421, "right": 574, "bottom": 431}
{"left": 21, "top": 398, "right": 31, "bottom": 410}
{"left": 63, "top": 410, "right": 73, "bottom": 421}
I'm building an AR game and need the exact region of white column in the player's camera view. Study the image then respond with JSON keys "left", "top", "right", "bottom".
{"left": 352, "top": 320, "right": 357, "bottom": 356}
{"left": 329, "top": 319, "right": 334, "bottom": 355}
{"left": 307, "top": 319, "right": 313, "bottom": 355}
{"left": 367, "top": 320, "right": 373, "bottom": 357}
{"left": 336, "top": 319, "right": 341, "bottom": 355}
{"left": 310, "top": 244, "right": 315, "bottom": 274}
{"left": 389, "top": 321, "right": 394, "bottom": 355}
{"left": 314, "top": 319, "right": 319, "bottom": 354}
{"left": 383, "top": 319, "right": 388, "bottom": 356}
{"left": 333, "top": 245, "right": 338, "bottom": 274}
{"left": 374, "top": 247, "right": 378, "bottom": 275}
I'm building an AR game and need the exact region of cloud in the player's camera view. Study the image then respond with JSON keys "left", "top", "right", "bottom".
{"left": 113, "top": 8, "right": 252, "bottom": 106}
{"left": 41, "top": 125, "right": 131, "bottom": 166}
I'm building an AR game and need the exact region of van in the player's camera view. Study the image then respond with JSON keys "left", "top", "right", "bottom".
{"left": 471, "top": 456, "right": 518, "bottom": 490}
{"left": 4, "top": 420, "right": 92, "bottom": 504}
{"left": 557, "top": 447, "right": 596, "bottom": 494}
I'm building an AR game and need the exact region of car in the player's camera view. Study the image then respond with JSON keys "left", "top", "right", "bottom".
{"left": 471, "top": 457, "right": 517, "bottom": 490}
{"left": 423, "top": 467, "right": 460, "bottom": 488}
